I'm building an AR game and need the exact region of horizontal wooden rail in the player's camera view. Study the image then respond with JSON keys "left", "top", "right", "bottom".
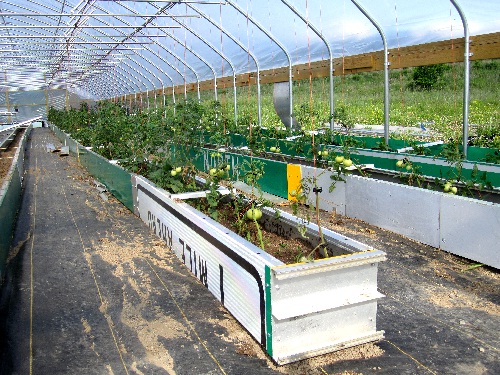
{"left": 113, "top": 31, "right": 500, "bottom": 102}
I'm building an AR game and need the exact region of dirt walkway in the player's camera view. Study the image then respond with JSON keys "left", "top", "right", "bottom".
{"left": 1, "top": 128, "right": 498, "bottom": 374}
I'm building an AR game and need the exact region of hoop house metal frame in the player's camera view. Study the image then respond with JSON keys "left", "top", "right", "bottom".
{"left": 0, "top": 0, "right": 499, "bottom": 143}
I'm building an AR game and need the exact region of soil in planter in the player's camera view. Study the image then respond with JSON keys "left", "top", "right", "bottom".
{"left": 187, "top": 197, "right": 321, "bottom": 264}
{"left": 0, "top": 128, "right": 25, "bottom": 185}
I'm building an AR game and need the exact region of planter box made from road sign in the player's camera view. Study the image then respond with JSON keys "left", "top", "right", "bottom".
{"left": 132, "top": 175, "right": 386, "bottom": 365}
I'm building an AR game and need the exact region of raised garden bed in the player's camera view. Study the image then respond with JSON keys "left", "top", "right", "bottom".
{"left": 1, "top": 126, "right": 31, "bottom": 284}
{"left": 50, "top": 123, "right": 387, "bottom": 364}
{"left": 133, "top": 175, "right": 386, "bottom": 364}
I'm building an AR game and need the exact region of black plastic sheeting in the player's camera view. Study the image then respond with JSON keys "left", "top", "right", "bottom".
{"left": 1, "top": 128, "right": 499, "bottom": 374}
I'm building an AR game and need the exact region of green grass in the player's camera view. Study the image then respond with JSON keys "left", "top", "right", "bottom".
{"left": 150, "top": 59, "right": 499, "bottom": 141}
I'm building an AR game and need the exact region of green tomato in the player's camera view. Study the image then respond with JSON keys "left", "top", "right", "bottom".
{"left": 170, "top": 170, "right": 177, "bottom": 177}
{"left": 343, "top": 159, "right": 353, "bottom": 167}
{"left": 218, "top": 170, "right": 225, "bottom": 177}
{"left": 225, "top": 164, "right": 231, "bottom": 171}
{"left": 451, "top": 186, "right": 458, "bottom": 194}
{"left": 405, "top": 164, "right": 412, "bottom": 171}
{"left": 270, "top": 146, "right": 277, "bottom": 152}
{"left": 322, "top": 150, "right": 329, "bottom": 157}
{"left": 246, "top": 208, "right": 263, "bottom": 221}
{"left": 396, "top": 160, "right": 404, "bottom": 168}
{"left": 335, "top": 155, "right": 344, "bottom": 163}
{"left": 209, "top": 168, "right": 217, "bottom": 176}
{"left": 275, "top": 148, "right": 281, "bottom": 153}
{"left": 443, "top": 183, "right": 451, "bottom": 192}
{"left": 175, "top": 166, "right": 182, "bottom": 173}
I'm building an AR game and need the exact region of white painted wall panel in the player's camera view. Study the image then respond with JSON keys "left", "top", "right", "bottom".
{"left": 301, "top": 165, "right": 346, "bottom": 215}
{"left": 440, "top": 195, "right": 500, "bottom": 269}
{"left": 345, "top": 176, "right": 441, "bottom": 248}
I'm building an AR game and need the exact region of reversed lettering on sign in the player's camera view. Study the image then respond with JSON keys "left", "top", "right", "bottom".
{"left": 180, "top": 238, "right": 208, "bottom": 287}
{"left": 147, "top": 210, "right": 173, "bottom": 248}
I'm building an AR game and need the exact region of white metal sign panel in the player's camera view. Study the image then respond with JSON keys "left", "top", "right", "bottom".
{"left": 346, "top": 175, "right": 441, "bottom": 248}
{"left": 133, "top": 175, "right": 271, "bottom": 348}
{"left": 440, "top": 195, "right": 500, "bottom": 269}
{"left": 301, "top": 165, "right": 346, "bottom": 215}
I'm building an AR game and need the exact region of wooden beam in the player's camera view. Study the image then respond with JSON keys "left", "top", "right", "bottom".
{"left": 116, "top": 31, "right": 500, "bottom": 99}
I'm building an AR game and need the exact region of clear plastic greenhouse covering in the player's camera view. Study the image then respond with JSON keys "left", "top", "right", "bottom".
{"left": 0, "top": 0, "right": 499, "bottom": 100}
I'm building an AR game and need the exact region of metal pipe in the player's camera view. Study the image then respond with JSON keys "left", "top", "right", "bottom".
{"left": 281, "top": 0, "right": 334, "bottom": 130}
{"left": 0, "top": 13, "right": 200, "bottom": 17}
{"left": 227, "top": 0, "right": 293, "bottom": 129}
{"left": 0, "top": 25, "right": 181, "bottom": 29}
{"left": 187, "top": 3, "right": 261, "bottom": 127}
{"left": 164, "top": 22, "right": 215, "bottom": 101}
{"left": 351, "top": 0, "right": 390, "bottom": 145}
{"left": 111, "top": 1, "right": 200, "bottom": 102}
{"left": 450, "top": 0, "right": 470, "bottom": 158}
{"left": 142, "top": 40, "right": 200, "bottom": 102}
{"left": 58, "top": 4, "right": 187, "bottom": 105}
{"left": 160, "top": 9, "right": 238, "bottom": 123}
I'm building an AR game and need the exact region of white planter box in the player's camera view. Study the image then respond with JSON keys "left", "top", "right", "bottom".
{"left": 132, "top": 175, "right": 386, "bottom": 364}
{"left": 301, "top": 165, "right": 500, "bottom": 269}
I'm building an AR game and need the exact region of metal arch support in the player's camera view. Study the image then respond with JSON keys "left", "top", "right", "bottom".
{"left": 111, "top": 1, "right": 198, "bottom": 101}
{"left": 158, "top": 13, "right": 238, "bottom": 124}
{"left": 151, "top": 26, "right": 218, "bottom": 103}
{"left": 97, "top": 66, "right": 137, "bottom": 98}
{"left": 64, "top": 0, "right": 178, "bottom": 104}
{"left": 121, "top": 59, "right": 154, "bottom": 109}
{"left": 133, "top": 46, "right": 187, "bottom": 100}
{"left": 109, "top": 64, "right": 142, "bottom": 96}
{"left": 77, "top": 9, "right": 180, "bottom": 106}
{"left": 141, "top": 40, "right": 200, "bottom": 101}
{"left": 351, "top": 0, "right": 390, "bottom": 145}
{"left": 226, "top": 0, "right": 293, "bottom": 129}
{"left": 87, "top": 79, "right": 112, "bottom": 100}
{"left": 94, "top": 66, "right": 140, "bottom": 101}
{"left": 281, "top": 0, "right": 335, "bottom": 130}
{"left": 161, "top": 15, "right": 221, "bottom": 102}
{"left": 103, "top": 66, "right": 140, "bottom": 99}
{"left": 78, "top": 74, "right": 115, "bottom": 100}
{"left": 187, "top": 3, "right": 263, "bottom": 127}
{"left": 128, "top": 49, "right": 170, "bottom": 108}
{"left": 86, "top": 76, "right": 115, "bottom": 99}
{"left": 113, "top": 60, "right": 151, "bottom": 105}
{"left": 450, "top": 0, "right": 471, "bottom": 158}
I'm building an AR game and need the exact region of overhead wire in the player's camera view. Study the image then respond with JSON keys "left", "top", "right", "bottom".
{"left": 394, "top": 0, "right": 405, "bottom": 109}
{"left": 450, "top": 6, "right": 458, "bottom": 119}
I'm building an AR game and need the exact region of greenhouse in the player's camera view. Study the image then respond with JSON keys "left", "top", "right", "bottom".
{"left": 1, "top": 0, "right": 499, "bottom": 373}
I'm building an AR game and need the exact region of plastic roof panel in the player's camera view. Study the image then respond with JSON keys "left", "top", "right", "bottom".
{"left": 0, "top": 0, "right": 499, "bottom": 100}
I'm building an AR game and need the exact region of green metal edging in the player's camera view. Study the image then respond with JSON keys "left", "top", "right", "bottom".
{"left": 206, "top": 130, "right": 500, "bottom": 188}
{"left": 189, "top": 147, "right": 289, "bottom": 199}
{"left": 77, "top": 146, "right": 134, "bottom": 211}
{"left": 50, "top": 125, "right": 134, "bottom": 212}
